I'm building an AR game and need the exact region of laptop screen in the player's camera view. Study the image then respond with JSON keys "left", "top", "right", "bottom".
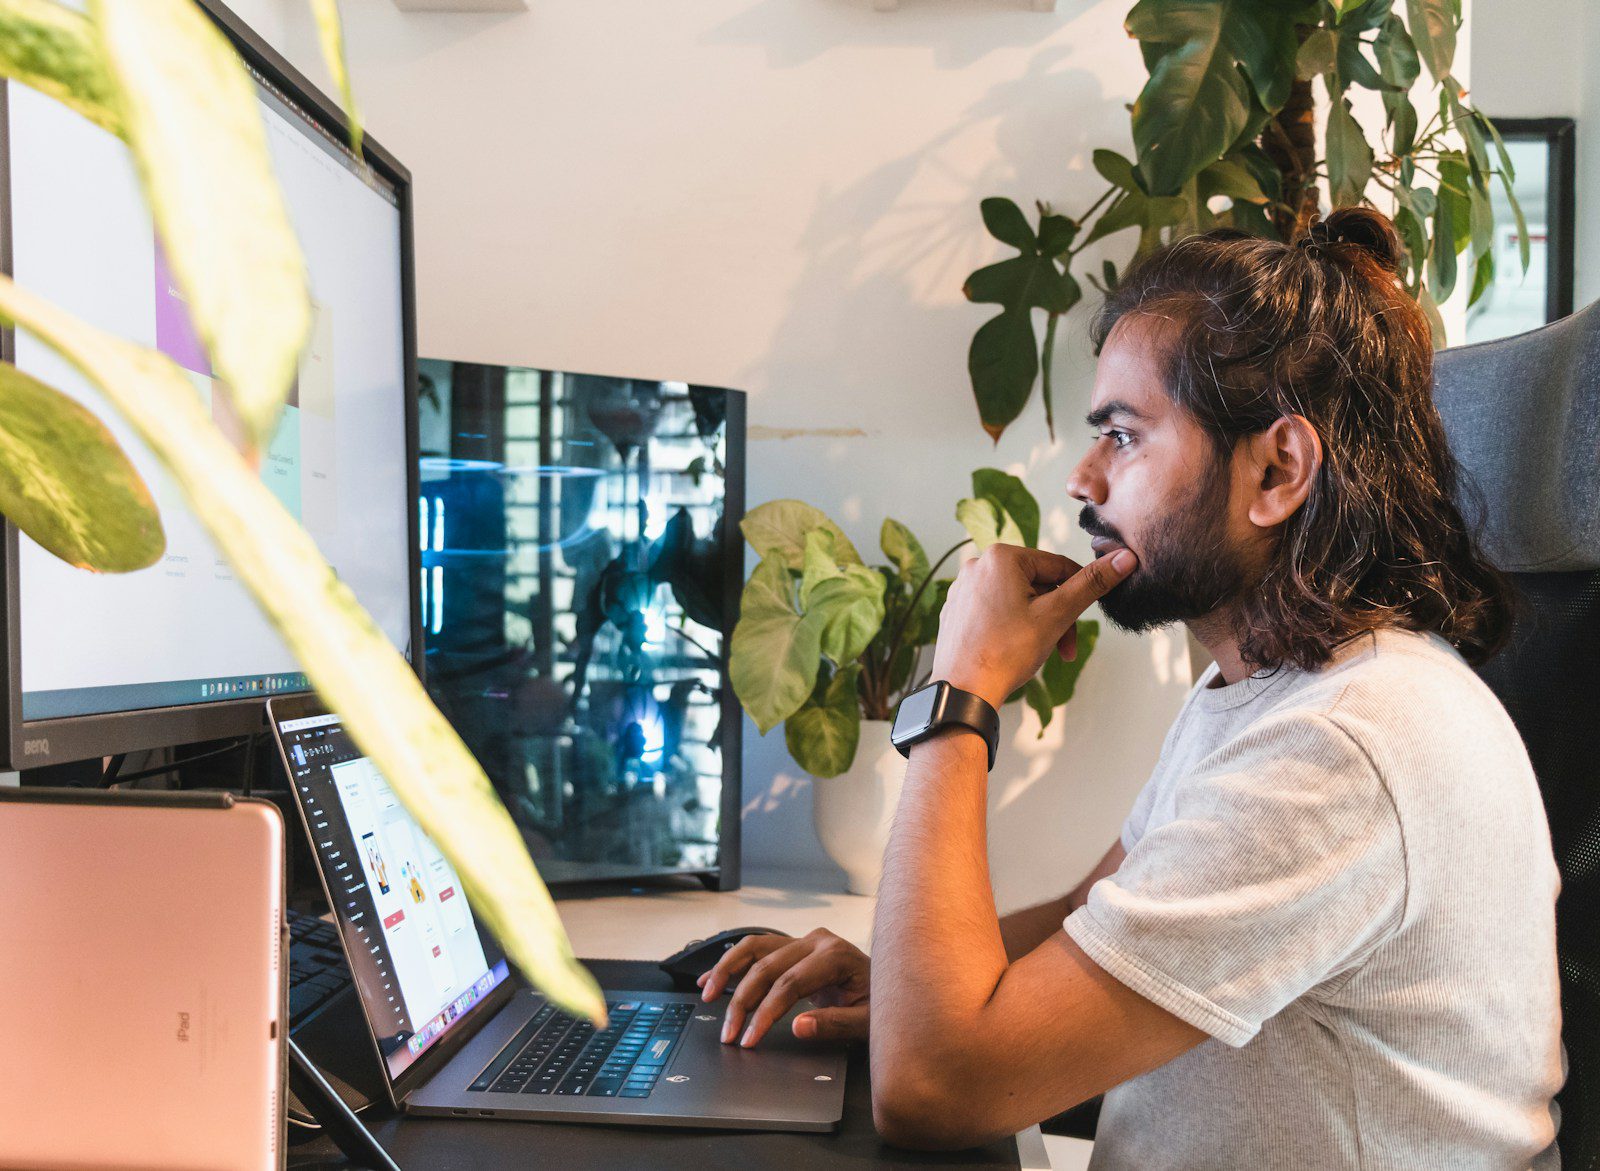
{"left": 274, "top": 706, "right": 510, "bottom": 1082}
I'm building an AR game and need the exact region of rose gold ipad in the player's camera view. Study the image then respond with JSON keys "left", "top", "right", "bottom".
{"left": 0, "top": 788, "right": 285, "bottom": 1171}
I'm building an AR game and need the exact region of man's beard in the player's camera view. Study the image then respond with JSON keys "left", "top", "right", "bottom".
{"left": 1080, "top": 458, "right": 1250, "bottom": 633}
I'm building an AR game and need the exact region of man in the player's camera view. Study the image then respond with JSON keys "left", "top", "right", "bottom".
{"left": 703, "top": 209, "right": 1564, "bottom": 1168}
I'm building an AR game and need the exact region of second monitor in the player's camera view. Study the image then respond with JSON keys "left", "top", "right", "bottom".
{"left": 417, "top": 361, "right": 745, "bottom": 890}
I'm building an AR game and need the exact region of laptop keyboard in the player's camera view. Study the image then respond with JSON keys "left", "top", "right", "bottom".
{"left": 469, "top": 1000, "right": 695, "bottom": 1099}
{"left": 287, "top": 908, "right": 353, "bottom": 1028}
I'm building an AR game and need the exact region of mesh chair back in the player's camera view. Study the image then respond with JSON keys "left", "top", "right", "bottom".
{"left": 1436, "top": 304, "right": 1600, "bottom": 1169}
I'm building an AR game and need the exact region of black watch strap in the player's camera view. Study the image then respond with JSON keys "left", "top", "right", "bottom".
{"left": 891, "top": 681, "right": 1000, "bottom": 771}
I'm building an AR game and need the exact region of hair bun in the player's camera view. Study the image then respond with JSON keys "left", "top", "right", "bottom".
{"left": 1301, "top": 206, "right": 1404, "bottom": 275}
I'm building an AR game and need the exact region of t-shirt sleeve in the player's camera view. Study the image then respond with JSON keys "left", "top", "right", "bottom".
{"left": 1065, "top": 710, "right": 1407, "bottom": 1048}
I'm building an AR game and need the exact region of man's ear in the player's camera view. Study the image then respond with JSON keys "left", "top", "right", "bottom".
{"left": 1245, "top": 414, "right": 1322, "bottom": 529}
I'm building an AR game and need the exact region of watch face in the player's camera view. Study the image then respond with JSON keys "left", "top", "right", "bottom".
{"left": 892, "top": 683, "right": 942, "bottom": 740}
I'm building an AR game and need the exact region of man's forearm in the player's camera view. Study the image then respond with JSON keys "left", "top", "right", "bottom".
{"left": 870, "top": 729, "right": 1007, "bottom": 1109}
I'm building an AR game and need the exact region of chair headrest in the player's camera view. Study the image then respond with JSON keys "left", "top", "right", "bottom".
{"left": 1433, "top": 298, "right": 1600, "bottom": 573}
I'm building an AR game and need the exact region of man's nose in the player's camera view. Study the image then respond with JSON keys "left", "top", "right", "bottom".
{"left": 1066, "top": 449, "right": 1106, "bottom": 506}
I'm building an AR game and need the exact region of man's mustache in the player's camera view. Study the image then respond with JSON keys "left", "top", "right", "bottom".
{"left": 1078, "top": 506, "right": 1127, "bottom": 546}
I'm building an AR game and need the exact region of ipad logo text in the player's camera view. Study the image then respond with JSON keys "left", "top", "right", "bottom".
{"left": 176, "top": 1012, "right": 191, "bottom": 1043}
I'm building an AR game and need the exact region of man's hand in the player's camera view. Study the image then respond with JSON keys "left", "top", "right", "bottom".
{"left": 928, "top": 544, "right": 1137, "bottom": 710}
{"left": 696, "top": 928, "right": 871, "bottom": 1048}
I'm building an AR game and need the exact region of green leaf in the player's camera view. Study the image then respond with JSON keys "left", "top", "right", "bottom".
{"left": 1021, "top": 677, "right": 1053, "bottom": 734}
{"left": 799, "top": 527, "right": 841, "bottom": 610}
{"left": 1393, "top": 200, "right": 1429, "bottom": 288}
{"left": 93, "top": 0, "right": 309, "bottom": 455}
{"left": 1439, "top": 153, "right": 1472, "bottom": 251}
{"left": 980, "top": 197, "right": 1036, "bottom": 250}
{"left": 807, "top": 565, "right": 886, "bottom": 666}
{"left": 1037, "top": 213, "right": 1079, "bottom": 257}
{"left": 963, "top": 255, "right": 1078, "bottom": 315}
{"left": 968, "top": 310, "right": 1038, "bottom": 444}
{"left": 310, "top": 0, "right": 362, "bottom": 159}
{"left": 1197, "top": 158, "right": 1268, "bottom": 204}
{"left": 732, "top": 550, "right": 820, "bottom": 733}
{"left": 955, "top": 497, "right": 1024, "bottom": 553}
{"left": 1337, "top": 29, "right": 1395, "bottom": 92}
{"left": 1428, "top": 174, "right": 1458, "bottom": 304}
{"left": 1224, "top": 2, "right": 1298, "bottom": 112}
{"left": 1405, "top": 0, "right": 1456, "bottom": 82}
{"left": 1325, "top": 96, "right": 1374, "bottom": 207}
{"left": 1042, "top": 620, "right": 1100, "bottom": 705}
{"left": 1467, "top": 247, "right": 1494, "bottom": 308}
{"left": 0, "top": 272, "right": 604, "bottom": 1024}
{"left": 784, "top": 665, "right": 863, "bottom": 778}
{"left": 1093, "top": 148, "right": 1141, "bottom": 192}
{"left": 741, "top": 500, "right": 862, "bottom": 568}
{"left": 880, "top": 518, "right": 930, "bottom": 592}
{"left": 971, "top": 468, "right": 1040, "bottom": 549}
{"left": 0, "top": 0, "right": 124, "bottom": 137}
{"left": 916, "top": 578, "right": 954, "bottom": 646}
{"left": 1417, "top": 279, "right": 1447, "bottom": 347}
{"left": 1373, "top": 15, "right": 1421, "bottom": 89}
{"left": 1468, "top": 181, "right": 1494, "bottom": 259}
{"left": 1126, "top": 0, "right": 1255, "bottom": 196}
{"left": 1296, "top": 27, "right": 1337, "bottom": 80}
{"left": 0, "top": 362, "right": 164, "bottom": 571}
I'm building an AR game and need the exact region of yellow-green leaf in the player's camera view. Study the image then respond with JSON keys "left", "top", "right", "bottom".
{"left": 0, "top": 274, "right": 604, "bottom": 1025}
{"left": 783, "top": 665, "right": 862, "bottom": 779}
{"left": 731, "top": 550, "right": 821, "bottom": 734}
{"left": 798, "top": 527, "right": 841, "bottom": 610}
{"left": 0, "top": 0, "right": 124, "bottom": 137}
{"left": 92, "top": 0, "right": 309, "bottom": 453}
{"left": 741, "top": 500, "right": 863, "bottom": 569}
{"left": 955, "top": 497, "right": 1023, "bottom": 552}
{"left": 807, "top": 565, "right": 886, "bottom": 667}
{"left": 0, "top": 361, "right": 163, "bottom": 572}
{"left": 310, "top": 0, "right": 362, "bottom": 159}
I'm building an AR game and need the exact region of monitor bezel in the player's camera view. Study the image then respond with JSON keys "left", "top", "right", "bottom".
{"left": 0, "top": 0, "right": 424, "bottom": 771}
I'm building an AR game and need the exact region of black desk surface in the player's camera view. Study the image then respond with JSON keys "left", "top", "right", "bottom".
{"left": 287, "top": 959, "right": 1024, "bottom": 1170}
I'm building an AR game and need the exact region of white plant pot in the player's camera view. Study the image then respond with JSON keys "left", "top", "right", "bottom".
{"left": 811, "top": 719, "right": 903, "bottom": 897}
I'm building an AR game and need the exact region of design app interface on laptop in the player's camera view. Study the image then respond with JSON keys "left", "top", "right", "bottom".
{"left": 279, "top": 712, "right": 509, "bottom": 1079}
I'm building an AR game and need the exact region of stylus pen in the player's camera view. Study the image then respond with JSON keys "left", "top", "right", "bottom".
{"left": 287, "top": 1037, "right": 403, "bottom": 1171}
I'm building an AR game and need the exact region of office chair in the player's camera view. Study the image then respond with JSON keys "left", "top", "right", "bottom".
{"left": 1434, "top": 297, "right": 1600, "bottom": 1170}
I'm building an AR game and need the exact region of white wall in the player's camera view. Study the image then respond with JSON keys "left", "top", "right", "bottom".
{"left": 263, "top": 0, "right": 1487, "bottom": 908}
{"left": 1470, "top": 0, "right": 1600, "bottom": 309}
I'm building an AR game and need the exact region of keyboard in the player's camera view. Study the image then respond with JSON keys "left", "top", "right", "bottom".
{"left": 287, "top": 908, "right": 354, "bottom": 1028}
{"left": 469, "top": 1000, "right": 694, "bottom": 1099}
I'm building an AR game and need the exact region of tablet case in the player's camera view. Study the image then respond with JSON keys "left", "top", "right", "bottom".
{"left": 0, "top": 787, "right": 287, "bottom": 1171}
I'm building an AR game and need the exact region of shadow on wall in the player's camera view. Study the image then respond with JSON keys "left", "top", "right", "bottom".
{"left": 705, "top": 0, "right": 1086, "bottom": 69}
{"left": 741, "top": 44, "right": 1113, "bottom": 436}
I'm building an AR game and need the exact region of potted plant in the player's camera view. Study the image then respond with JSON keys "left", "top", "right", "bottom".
{"left": 731, "top": 469, "right": 1099, "bottom": 894}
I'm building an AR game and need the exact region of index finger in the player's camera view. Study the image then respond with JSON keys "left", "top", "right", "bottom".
{"left": 1005, "top": 545, "right": 1083, "bottom": 591}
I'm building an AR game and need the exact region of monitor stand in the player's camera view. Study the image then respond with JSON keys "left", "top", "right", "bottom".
{"left": 20, "top": 758, "right": 105, "bottom": 787}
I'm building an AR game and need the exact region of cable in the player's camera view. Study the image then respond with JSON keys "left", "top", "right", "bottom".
{"left": 103, "top": 738, "right": 252, "bottom": 786}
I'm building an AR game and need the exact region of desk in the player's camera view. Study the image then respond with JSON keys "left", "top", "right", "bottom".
{"left": 289, "top": 868, "right": 1088, "bottom": 1170}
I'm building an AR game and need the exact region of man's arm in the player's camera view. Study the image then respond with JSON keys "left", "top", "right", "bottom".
{"left": 998, "top": 839, "right": 1126, "bottom": 961}
{"left": 870, "top": 734, "right": 1204, "bottom": 1150}
{"left": 870, "top": 545, "right": 1203, "bottom": 1150}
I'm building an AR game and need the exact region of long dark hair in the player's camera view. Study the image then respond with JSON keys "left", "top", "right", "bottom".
{"left": 1089, "top": 206, "right": 1513, "bottom": 671}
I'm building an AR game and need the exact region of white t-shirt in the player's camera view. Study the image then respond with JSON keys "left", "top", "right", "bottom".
{"left": 1065, "top": 628, "right": 1564, "bottom": 1170}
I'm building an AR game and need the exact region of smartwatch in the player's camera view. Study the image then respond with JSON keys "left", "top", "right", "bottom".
{"left": 890, "top": 681, "right": 1000, "bottom": 771}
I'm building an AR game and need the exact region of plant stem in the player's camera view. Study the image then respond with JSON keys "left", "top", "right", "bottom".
{"left": 878, "top": 538, "right": 971, "bottom": 677}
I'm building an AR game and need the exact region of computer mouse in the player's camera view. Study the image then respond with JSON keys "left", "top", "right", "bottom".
{"left": 660, "top": 926, "right": 789, "bottom": 991}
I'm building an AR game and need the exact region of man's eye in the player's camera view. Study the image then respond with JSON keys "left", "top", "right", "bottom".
{"left": 1099, "top": 428, "right": 1134, "bottom": 449}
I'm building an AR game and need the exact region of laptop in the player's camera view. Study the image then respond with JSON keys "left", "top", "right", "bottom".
{"left": 267, "top": 694, "right": 848, "bottom": 1132}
